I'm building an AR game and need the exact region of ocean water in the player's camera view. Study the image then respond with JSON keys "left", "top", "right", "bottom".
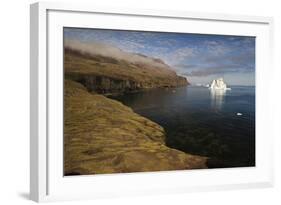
{"left": 111, "top": 86, "right": 255, "bottom": 168}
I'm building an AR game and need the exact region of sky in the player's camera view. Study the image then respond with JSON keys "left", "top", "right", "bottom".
{"left": 64, "top": 27, "right": 255, "bottom": 86}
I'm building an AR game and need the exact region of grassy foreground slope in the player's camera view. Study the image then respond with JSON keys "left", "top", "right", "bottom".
{"left": 64, "top": 80, "right": 206, "bottom": 175}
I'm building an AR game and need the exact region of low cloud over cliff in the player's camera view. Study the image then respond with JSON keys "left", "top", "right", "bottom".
{"left": 64, "top": 39, "right": 168, "bottom": 68}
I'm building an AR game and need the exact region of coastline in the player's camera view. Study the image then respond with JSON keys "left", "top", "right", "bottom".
{"left": 64, "top": 79, "right": 207, "bottom": 175}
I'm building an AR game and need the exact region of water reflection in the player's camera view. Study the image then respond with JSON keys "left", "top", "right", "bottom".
{"left": 111, "top": 86, "right": 255, "bottom": 168}
{"left": 210, "top": 89, "right": 226, "bottom": 110}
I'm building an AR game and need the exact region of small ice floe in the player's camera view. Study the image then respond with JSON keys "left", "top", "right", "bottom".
{"left": 236, "top": 112, "right": 243, "bottom": 116}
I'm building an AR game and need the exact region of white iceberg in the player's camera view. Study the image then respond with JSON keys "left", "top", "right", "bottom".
{"left": 210, "top": 78, "right": 231, "bottom": 90}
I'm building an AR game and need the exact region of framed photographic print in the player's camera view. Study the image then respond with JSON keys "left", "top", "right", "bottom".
{"left": 30, "top": 2, "right": 274, "bottom": 202}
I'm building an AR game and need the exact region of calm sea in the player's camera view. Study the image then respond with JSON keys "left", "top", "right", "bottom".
{"left": 111, "top": 86, "right": 255, "bottom": 168}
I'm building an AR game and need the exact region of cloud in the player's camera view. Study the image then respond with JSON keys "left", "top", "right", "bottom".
{"left": 64, "top": 39, "right": 169, "bottom": 68}
{"left": 182, "top": 65, "right": 239, "bottom": 77}
{"left": 154, "top": 46, "right": 196, "bottom": 67}
{"left": 204, "top": 40, "right": 230, "bottom": 56}
{"left": 174, "top": 39, "right": 255, "bottom": 77}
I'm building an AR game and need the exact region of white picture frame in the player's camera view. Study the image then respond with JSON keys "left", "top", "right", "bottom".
{"left": 30, "top": 2, "right": 274, "bottom": 202}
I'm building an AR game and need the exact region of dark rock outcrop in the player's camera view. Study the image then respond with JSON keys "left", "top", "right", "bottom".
{"left": 66, "top": 72, "right": 188, "bottom": 94}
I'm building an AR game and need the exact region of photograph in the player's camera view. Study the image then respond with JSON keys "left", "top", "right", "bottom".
{"left": 63, "top": 27, "right": 255, "bottom": 176}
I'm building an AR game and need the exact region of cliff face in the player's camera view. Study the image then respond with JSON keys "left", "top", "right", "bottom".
{"left": 66, "top": 72, "right": 187, "bottom": 94}
{"left": 64, "top": 80, "right": 206, "bottom": 175}
{"left": 64, "top": 47, "right": 188, "bottom": 94}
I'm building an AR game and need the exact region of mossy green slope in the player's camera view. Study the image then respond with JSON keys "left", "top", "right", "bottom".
{"left": 64, "top": 80, "right": 206, "bottom": 175}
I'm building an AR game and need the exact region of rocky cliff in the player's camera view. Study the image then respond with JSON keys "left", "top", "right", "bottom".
{"left": 64, "top": 80, "right": 206, "bottom": 175}
{"left": 64, "top": 47, "right": 188, "bottom": 94}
